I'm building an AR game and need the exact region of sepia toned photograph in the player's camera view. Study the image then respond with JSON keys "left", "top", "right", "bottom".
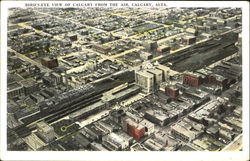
{"left": 1, "top": 1, "right": 249, "bottom": 161}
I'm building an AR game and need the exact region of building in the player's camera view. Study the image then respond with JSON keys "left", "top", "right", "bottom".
{"left": 186, "top": 28, "right": 198, "bottom": 36}
{"left": 51, "top": 72, "right": 61, "bottom": 84}
{"left": 135, "top": 70, "right": 154, "bottom": 93}
{"left": 219, "top": 129, "right": 233, "bottom": 141}
{"left": 140, "top": 52, "right": 153, "bottom": 60}
{"left": 208, "top": 74, "right": 228, "bottom": 89}
{"left": 122, "top": 118, "right": 145, "bottom": 141}
{"left": 61, "top": 38, "right": 72, "bottom": 47}
{"left": 130, "top": 143, "right": 150, "bottom": 151}
{"left": 166, "top": 85, "right": 179, "bottom": 98}
{"left": 183, "top": 72, "right": 204, "bottom": 87}
{"left": 143, "top": 40, "right": 158, "bottom": 51}
{"left": 69, "top": 101, "right": 106, "bottom": 121}
{"left": 20, "top": 78, "right": 39, "bottom": 95}
{"left": 181, "top": 35, "right": 196, "bottom": 45}
{"left": 154, "top": 132, "right": 169, "bottom": 146}
{"left": 155, "top": 63, "right": 174, "bottom": 81}
{"left": 90, "top": 142, "right": 109, "bottom": 151}
{"left": 157, "top": 46, "right": 171, "bottom": 53}
{"left": 36, "top": 121, "right": 55, "bottom": 143}
{"left": 92, "top": 44, "right": 111, "bottom": 54}
{"left": 147, "top": 68, "right": 163, "bottom": 86}
{"left": 171, "top": 124, "right": 197, "bottom": 142}
{"left": 144, "top": 109, "right": 170, "bottom": 126}
{"left": 7, "top": 82, "right": 24, "bottom": 98}
{"left": 144, "top": 138, "right": 164, "bottom": 151}
{"left": 206, "top": 123, "right": 220, "bottom": 138}
{"left": 80, "top": 29, "right": 89, "bottom": 36}
{"left": 30, "top": 93, "right": 45, "bottom": 103}
{"left": 23, "top": 133, "right": 46, "bottom": 150}
{"left": 67, "top": 33, "right": 77, "bottom": 41}
{"left": 109, "top": 109, "right": 126, "bottom": 124}
{"left": 122, "top": 118, "right": 154, "bottom": 140}
{"left": 102, "top": 132, "right": 130, "bottom": 150}
{"left": 140, "top": 119, "right": 155, "bottom": 135}
{"left": 135, "top": 62, "right": 165, "bottom": 93}
{"left": 188, "top": 100, "right": 222, "bottom": 124}
{"left": 41, "top": 57, "right": 59, "bottom": 69}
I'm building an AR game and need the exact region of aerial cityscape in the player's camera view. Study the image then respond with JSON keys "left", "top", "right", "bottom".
{"left": 7, "top": 7, "right": 242, "bottom": 151}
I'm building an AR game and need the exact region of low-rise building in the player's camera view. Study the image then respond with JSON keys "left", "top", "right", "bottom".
{"left": 36, "top": 121, "right": 55, "bottom": 143}
{"left": 7, "top": 82, "right": 24, "bottom": 98}
{"left": 41, "top": 57, "right": 59, "bottom": 69}
{"left": 165, "top": 85, "right": 179, "bottom": 98}
{"left": 102, "top": 132, "right": 130, "bottom": 150}
{"left": 144, "top": 109, "right": 170, "bottom": 126}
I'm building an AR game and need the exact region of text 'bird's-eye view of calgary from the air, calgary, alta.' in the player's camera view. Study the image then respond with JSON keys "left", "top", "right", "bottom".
{"left": 6, "top": 7, "right": 243, "bottom": 152}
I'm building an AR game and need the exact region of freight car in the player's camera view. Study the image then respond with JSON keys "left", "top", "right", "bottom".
{"left": 69, "top": 101, "right": 106, "bottom": 121}
{"left": 38, "top": 84, "right": 96, "bottom": 114}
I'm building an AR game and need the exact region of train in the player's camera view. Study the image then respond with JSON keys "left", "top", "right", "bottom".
{"left": 38, "top": 84, "right": 96, "bottom": 114}
{"left": 69, "top": 85, "right": 141, "bottom": 121}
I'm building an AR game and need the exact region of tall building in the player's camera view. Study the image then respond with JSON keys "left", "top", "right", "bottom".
{"left": 143, "top": 40, "right": 158, "bottom": 51}
{"left": 135, "top": 70, "right": 154, "bottom": 93}
{"left": 135, "top": 62, "right": 170, "bottom": 93}
{"left": 147, "top": 68, "right": 163, "bottom": 85}
{"left": 154, "top": 62, "right": 179, "bottom": 81}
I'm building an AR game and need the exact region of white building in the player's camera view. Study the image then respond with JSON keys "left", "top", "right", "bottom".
{"left": 36, "top": 121, "right": 55, "bottom": 143}
{"left": 135, "top": 70, "right": 154, "bottom": 93}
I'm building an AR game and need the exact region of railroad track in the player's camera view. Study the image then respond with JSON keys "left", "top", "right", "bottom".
{"left": 14, "top": 70, "right": 135, "bottom": 138}
{"left": 14, "top": 93, "right": 103, "bottom": 138}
